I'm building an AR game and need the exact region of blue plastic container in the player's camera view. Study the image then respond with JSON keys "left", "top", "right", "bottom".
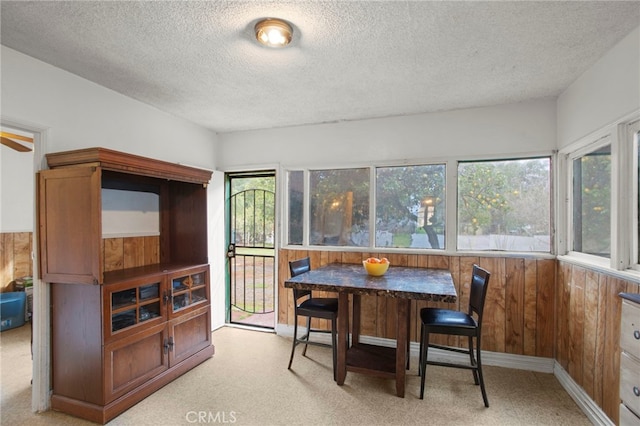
{"left": 0, "top": 292, "right": 26, "bottom": 331}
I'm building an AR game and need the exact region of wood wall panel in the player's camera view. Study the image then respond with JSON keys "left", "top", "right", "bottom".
{"left": 593, "top": 273, "right": 607, "bottom": 407}
{"left": 0, "top": 233, "right": 11, "bottom": 290}
{"left": 279, "top": 249, "right": 552, "bottom": 355}
{"left": 0, "top": 232, "right": 33, "bottom": 291}
{"left": 523, "top": 258, "right": 538, "bottom": 356}
{"left": 581, "top": 269, "right": 599, "bottom": 399}
{"left": 556, "top": 262, "right": 571, "bottom": 369}
{"left": 103, "top": 238, "right": 123, "bottom": 272}
{"left": 555, "top": 261, "right": 639, "bottom": 425}
{"left": 103, "top": 236, "right": 160, "bottom": 272}
{"left": 535, "top": 259, "right": 555, "bottom": 358}
{"left": 123, "top": 237, "right": 145, "bottom": 269}
{"left": 505, "top": 258, "right": 525, "bottom": 354}
{"left": 479, "top": 257, "right": 506, "bottom": 353}
{"left": 568, "top": 266, "right": 585, "bottom": 383}
{"left": 13, "top": 232, "right": 32, "bottom": 278}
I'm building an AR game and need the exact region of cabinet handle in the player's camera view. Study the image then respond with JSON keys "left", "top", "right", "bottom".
{"left": 163, "top": 291, "right": 170, "bottom": 305}
{"left": 634, "top": 330, "right": 640, "bottom": 340}
{"left": 634, "top": 387, "right": 640, "bottom": 397}
{"left": 163, "top": 337, "right": 175, "bottom": 354}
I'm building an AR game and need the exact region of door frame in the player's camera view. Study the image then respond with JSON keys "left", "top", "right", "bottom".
{"left": 1, "top": 116, "right": 51, "bottom": 412}
{"left": 224, "top": 169, "right": 278, "bottom": 329}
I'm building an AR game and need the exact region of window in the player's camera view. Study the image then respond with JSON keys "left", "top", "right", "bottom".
{"left": 572, "top": 145, "right": 611, "bottom": 258}
{"left": 562, "top": 117, "right": 640, "bottom": 273}
{"left": 309, "top": 168, "right": 369, "bottom": 246}
{"left": 285, "top": 156, "right": 552, "bottom": 254}
{"left": 375, "top": 164, "right": 445, "bottom": 249}
{"left": 287, "top": 171, "right": 303, "bottom": 245}
{"left": 457, "top": 158, "right": 551, "bottom": 252}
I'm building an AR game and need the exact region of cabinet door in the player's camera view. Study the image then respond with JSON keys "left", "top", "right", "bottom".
{"left": 168, "top": 265, "right": 210, "bottom": 318}
{"left": 104, "top": 276, "right": 166, "bottom": 343}
{"left": 104, "top": 322, "right": 169, "bottom": 403}
{"left": 38, "top": 167, "right": 102, "bottom": 284}
{"left": 168, "top": 305, "right": 211, "bottom": 366}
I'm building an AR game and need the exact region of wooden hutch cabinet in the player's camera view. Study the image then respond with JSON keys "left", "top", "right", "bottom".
{"left": 38, "top": 148, "right": 214, "bottom": 424}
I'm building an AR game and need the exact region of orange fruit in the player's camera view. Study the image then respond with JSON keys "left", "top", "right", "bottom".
{"left": 380, "top": 258, "right": 389, "bottom": 264}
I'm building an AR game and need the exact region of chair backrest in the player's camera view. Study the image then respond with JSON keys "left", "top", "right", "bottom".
{"left": 468, "top": 264, "right": 491, "bottom": 324}
{"left": 289, "top": 257, "right": 312, "bottom": 301}
{"left": 289, "top": 257, "right": 311, "bottom": 277}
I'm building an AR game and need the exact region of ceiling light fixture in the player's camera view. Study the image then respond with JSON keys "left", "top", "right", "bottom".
{"left": 255, "top": 18, "right": 293, "bottom": 48}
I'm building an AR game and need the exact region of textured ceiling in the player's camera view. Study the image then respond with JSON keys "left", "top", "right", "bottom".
{"left": 1, "top": 1, "right": 639, "bottom": 134}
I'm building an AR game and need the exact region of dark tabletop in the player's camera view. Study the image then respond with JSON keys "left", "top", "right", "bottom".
{"left": 284, "top": 263, "right": 457, "bottom": 303}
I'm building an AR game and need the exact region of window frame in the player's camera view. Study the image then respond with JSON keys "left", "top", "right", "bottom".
{"left": 566, "top": 138, "right": 613, "bottom": 263}
{"left": 559, "top": 113, "right": 640, "bottom": 276}
{"left": 374, "top": 163, "right": 447, "bottom": 250}
{"left": 282, "top": 153, "right": 554, "bottom": 257}
{"left": 307, "top": 166, "right": 371, "bottom": 247}
{"left": 455, "top": 156, "right": 553, "bottom": 253}
{"left": 628, "top": 119, "right": 640, "bottom": 271}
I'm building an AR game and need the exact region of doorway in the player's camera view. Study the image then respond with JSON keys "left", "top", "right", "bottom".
{"left": 0, "top": 125, "right": 40, "bottom": 413}
{"left": 225, "top": 171, "right": 276, "bottom": 329}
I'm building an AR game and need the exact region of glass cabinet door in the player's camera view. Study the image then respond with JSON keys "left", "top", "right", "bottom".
{"left": 170, "top": 268, "right": 208, "bottom": 314}
{"left": 111, "top": 281, "right": 162, "bottom": 333}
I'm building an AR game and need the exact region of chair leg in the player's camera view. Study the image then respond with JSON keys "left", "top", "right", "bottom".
{"left": 302, "top": 316, "right": 311, "bottom": 356}
{"left": 476, "top": 337, "right": 489, "bottom": 407}
{"left": 469, "top": 335, "right": 479, "bottom": 385}
{"left": 419, "top": 327, "right": 429, "bottom": 399}
{"left": 288, "top": 315, "right": 299, "bottom": 370}
{"left": 418, "top": 324, "right": 424, "bottom": 377}
{"left": 331, "top": 317, "right": 337, "bottom": 381}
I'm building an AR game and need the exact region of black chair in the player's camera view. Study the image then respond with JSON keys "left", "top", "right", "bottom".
{"left": 419, "top": 264, "right": 491, "bottom": 407}
{"left": 288, "top": 257, "right": 339, "bottom": 380}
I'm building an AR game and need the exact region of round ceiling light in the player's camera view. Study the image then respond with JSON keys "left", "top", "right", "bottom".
{"left": 255, "top": 18, "right": 293, "bottom": 48}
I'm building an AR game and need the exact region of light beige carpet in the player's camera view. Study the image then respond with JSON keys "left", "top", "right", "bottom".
{"left": 1, "top": 324, "right": 590, "bottom": 425}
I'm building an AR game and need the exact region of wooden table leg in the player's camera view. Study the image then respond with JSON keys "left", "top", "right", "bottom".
{"left": 395, "top": 299, "right": 409, "bottom": 398}
{"left": 337, "top": 292, "right": 349, "bottom": 385}
{"left": 406, "top": 301, "right": 411, "bottom": 370}
{"left": 352, "top": 294, "right": 361, "bottom": 346}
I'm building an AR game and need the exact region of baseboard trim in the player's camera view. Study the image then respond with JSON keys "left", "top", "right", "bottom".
{"left": 276, "top": 324, "right": 613, "bottom": 424}
{"left": 553, "top": 362, "right": 614, "bottom": 426}
{"left": 276, "top": 324, "right": 554, "bottom": 372}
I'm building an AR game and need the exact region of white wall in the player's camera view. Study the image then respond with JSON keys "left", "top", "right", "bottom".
{"left": 217, "top": 98, "right": 557, "bottom": 169}
{"left": 557, "top": 26, "right": 640, "bottom": 148}
{"left": 0, "top": 145, "right": 34, "bottom": 232}
{"left": 1, "top": 47, "right": 217, "bottom": 168}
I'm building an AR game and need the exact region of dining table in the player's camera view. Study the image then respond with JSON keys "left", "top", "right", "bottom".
{"left": 284, "top": 262, "right": 457, "bottom": 397}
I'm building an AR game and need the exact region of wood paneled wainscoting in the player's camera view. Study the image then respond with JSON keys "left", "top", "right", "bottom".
{"left": 557, "top": 260, "right": 640, "bottom": 425}
{"left": 0, "top": 232, "right": 33, "bottom": 291}
{"left": 278, "top": 249, "right": 556, "bottom": 359}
